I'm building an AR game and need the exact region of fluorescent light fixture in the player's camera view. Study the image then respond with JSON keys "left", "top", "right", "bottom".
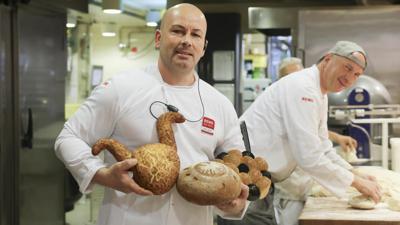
{"left": 102, "top": 0, "right": 122, "bottom": 14}
{"left": 102, "top": 32, "right": 116, "bottom": 37}
{"left": 66, "top": 16, "right": 76, "bottom": 28}
{"left": 66, "top": 23, "right": 76, "bottom": 28}
{"left": 146, "top": 21, "right": 158, "bottom": 27}
{"left": 102, "top": 23, "right": 117, "bottom": 37}
{"left": 146, "top": 10, "right": 161, "bottom": 27}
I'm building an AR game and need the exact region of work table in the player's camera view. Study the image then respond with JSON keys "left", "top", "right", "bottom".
{"left": 299, "top": 197, "right": 400, "bottom": 225}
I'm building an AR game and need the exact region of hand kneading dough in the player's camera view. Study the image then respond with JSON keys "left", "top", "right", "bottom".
{"left": 348, "top": 195, "right": 376, "bottom": 209}
{"left": 338, "top": 147, "right": 358, "bottom": 163}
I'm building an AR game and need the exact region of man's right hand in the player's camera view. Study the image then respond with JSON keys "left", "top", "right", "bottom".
{"left": 93, "top": 158, "right": 153, "bottom": 195}
{"left": 351, "top": 175, "right": 381, "bottom": 203}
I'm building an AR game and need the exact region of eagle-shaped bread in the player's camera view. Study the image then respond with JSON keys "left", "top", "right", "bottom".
{"left": 92, "top": 112, "right": 185, "bottom": 195}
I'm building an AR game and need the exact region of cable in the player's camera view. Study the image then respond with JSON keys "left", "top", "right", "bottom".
{"left": 347, "top": 121, "right": 372, "bottom": 144}
{"left": 149, "top": 78, "right": 205, "bottom": 123}
{"left": 186, "top": 77, "right": 205, "bottom": 122}
{"left": 149, "top": 101, "right": 179, "bottom": 119}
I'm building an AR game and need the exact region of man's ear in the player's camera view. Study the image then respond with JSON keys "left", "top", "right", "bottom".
{"left": 199, "top": 40, "right": 208, "bottom": 58}
{"left": 155, "top": 29, "right": 161, "bottom": 49}
{"left": 203, "top": 40, "right": 208, "bottom": 51}
{"left": 325, "top": 53, "right": 333, "bottom": 61}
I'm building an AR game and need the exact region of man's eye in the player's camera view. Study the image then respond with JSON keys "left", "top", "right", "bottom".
{"left": 172, "top": 30, "right": 184, "bottom": 35}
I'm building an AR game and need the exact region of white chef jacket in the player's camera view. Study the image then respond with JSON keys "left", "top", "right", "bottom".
{"left": 274, "top": 167, "right": 312, "bottom": 201}
{"left": 240, "top": 65, "right": 353, "bottom": 198}
{"left": 54, "top": 64, "right": 247, "bottom": 225}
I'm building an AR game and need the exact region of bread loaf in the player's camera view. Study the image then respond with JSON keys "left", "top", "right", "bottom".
{"left": 217, "top": 150, "right": 272, "bottom": 201}
{"left": 92, "top": 112, "right": 185, "bottom": 195}
{"left": 177, "top": 161, "right": 241, "bottom": 205}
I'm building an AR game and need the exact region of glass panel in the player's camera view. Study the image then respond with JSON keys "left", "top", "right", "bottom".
{"left": 18, "top": 7, "right": 66, "bottom": 225}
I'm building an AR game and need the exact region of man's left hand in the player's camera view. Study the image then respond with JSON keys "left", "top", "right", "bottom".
{"left": 337, "top": 135, "right": 358, "bottom": 152}
{"left": 215, "top": 183, "right": 249, "bottom": 215}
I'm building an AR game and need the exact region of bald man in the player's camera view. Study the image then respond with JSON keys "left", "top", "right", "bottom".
{"left": 55, "top": 4, "right": 248, "bottom": 225}
{"left": 278, "top": 57, "right": 304, "bottom": 79}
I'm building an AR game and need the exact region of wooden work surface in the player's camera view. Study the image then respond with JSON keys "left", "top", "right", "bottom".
{"left": 299, "top": 197, "right": 400, "bottom": 225}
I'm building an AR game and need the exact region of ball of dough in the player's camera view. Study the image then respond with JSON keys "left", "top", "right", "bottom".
{"left": 248, "top": 169, "right": 262, "bottom": 183}
{"left": 228, "top": 149, "right": 242, "bottom": 158}
{"left": 223, "top": 153, "right": 241, "bottom": 166}
{"left": 255, "top": 157, "right": 268, "bottom": 171}
{"left": 256, "top": 176, "right": 271, "bottom": 199}
{"left": 388, "top": 197, "right": 400, "bottom": 211}
{"left": 239, "top": 172, "right": 252, "bottom": 185}
{"left": 348, "top": 195, "right": 376, "bottom": 210}
{"left": 241, "top": 156, "right": 258, "bottom": 170}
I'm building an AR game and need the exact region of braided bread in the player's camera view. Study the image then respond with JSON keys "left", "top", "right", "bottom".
{"left": 217, "top": 150, "right": 272, "bottom": 201}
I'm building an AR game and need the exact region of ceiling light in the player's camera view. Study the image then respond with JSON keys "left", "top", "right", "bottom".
{"left": 102, "top": 0, "right": 122, "bottom": 14}
{"left": 102, "top": 23, "right": 117, "bottom": 37}
{"left": 66, "top": 16, "right": 76, "bottom": 28}
{"left": 146, "top": 10, "right": 161, "bottom": 27}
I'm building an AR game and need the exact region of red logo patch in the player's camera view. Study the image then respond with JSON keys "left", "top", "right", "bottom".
{"left": 301, "top": 97, "right": 314, "bottom": 103}
{"left": 201, "top": 117, "right": 215, "bottom": 135}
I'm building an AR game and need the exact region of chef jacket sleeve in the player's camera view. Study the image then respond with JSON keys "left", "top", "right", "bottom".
{"left": 54, "top": 81, "right": 120, "bottom": 193}
{"left": 281, "top": 83, "right": 353, "bottom": 197}
{"left": 319, "top": 118, "right": 353, "bottom": 170}
{"left": 321, "top": 139, "right": 353, "bottom": 170}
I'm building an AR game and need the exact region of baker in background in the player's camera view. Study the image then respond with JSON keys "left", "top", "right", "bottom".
{"left": 54, "top": 3, "right": 248, "bottom": 225}
{"left": 273, "top": 56, "right": 359, "bottom": 225}
{"left": 240, "top": 41, "right": 382, "bottom": 223}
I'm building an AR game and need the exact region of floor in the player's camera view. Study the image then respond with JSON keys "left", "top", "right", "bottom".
{"left": 66, "top": 186, "right": 104, "bottom": 225}
{"left": 65, "top": 186, "right": 219, "bottom": 225}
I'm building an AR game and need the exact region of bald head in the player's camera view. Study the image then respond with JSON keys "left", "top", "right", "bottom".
{"left": 160, "top": 3, "right": 207, "bottom": 32}
{"left": 155, "top": 3, "right": 208, "bottom": 84}
{"left": 279, "top": 57, "right": 304, "bottom": 78}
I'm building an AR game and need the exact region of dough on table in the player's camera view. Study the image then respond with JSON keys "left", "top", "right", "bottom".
{"left": 387, "top": 197, "right": 400, "bottom": 211}
{"left": 337, "top": 147, "right": 358, "bottom": 163}
{"left": 348, "top": 195, "right": 376, "bottom": 210}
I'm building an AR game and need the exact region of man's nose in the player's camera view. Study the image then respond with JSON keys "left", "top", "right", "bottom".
{"left": 346, "top": 74, "right": 358, "bottom": 86}
{"left": 181, "top": 34, "right": 192, "bottom": 46}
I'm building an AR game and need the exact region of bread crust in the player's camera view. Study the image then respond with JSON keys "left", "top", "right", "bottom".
{"left": 177, "top": 161, "right": 242, "bottom": 205}
{"left": 91, "top": 112, "right": 185, "bottom": 195}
